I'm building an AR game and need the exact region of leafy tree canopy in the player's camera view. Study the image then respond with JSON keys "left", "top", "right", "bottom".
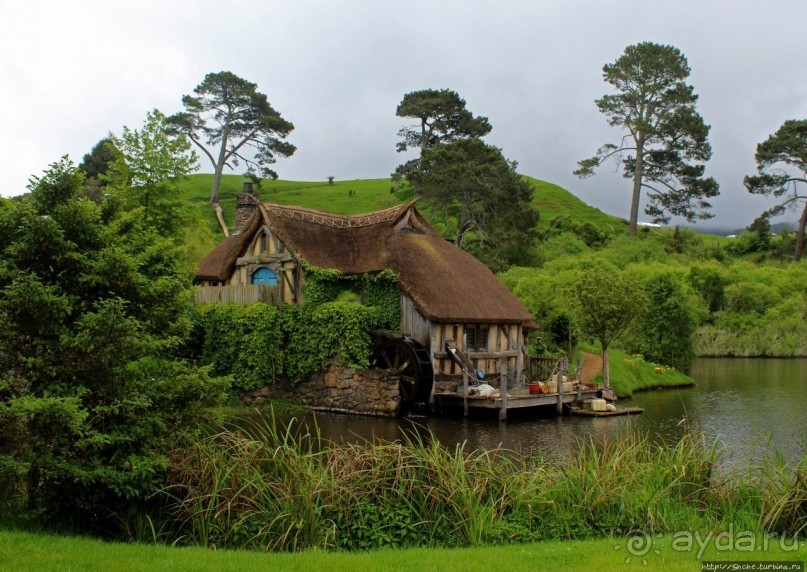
{"left": 393, "top": 88, "right": 491, "bottom": 181}
{"left": 744, "top": 119, "right": 807, "bottom": 261}
{"left": 167, "top": 71, "right": 295, "bottom": 204}
{"left": 110, "top": 108, "right": 197, "bottom": 188}
{"left": 106, "top": 109, "right": 198, "bottom": 238}
{"left": 571, "top": 267, "right": 647, "bottom": 387}
{"left": 0, "top": 157, "right": 225, "bottom": 526}
{"left": 575, "top": 42, "right": 719, "bottom": 233}
{"left": 408, "top": 138, "right": 538, "bottom": 270}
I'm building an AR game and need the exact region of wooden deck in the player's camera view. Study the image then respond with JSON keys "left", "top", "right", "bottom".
{"left": 433, "top": 386, "right": 602, "bottom": 419}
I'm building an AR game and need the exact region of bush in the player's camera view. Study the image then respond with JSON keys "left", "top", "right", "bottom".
{"left": 0, "top": 158, "right": 226, "bottom": 529}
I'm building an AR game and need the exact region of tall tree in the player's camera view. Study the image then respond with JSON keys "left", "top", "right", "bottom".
{"left": 393, "top": 88, "right": 491, "bottom": 180}
{"left": 575, "top": 42, "right": 719, "bottom": 234}
{"left": 167, "top": 71, "right": 295, "bottom": 204}
{"left": 744, "top": 119, "right": 807, "bottom": 261}
{"left": 409, "top": 138, "right": 537, "bottom": 269}
{"left": 572, "top": 267, "right": 647, "bottom": 388}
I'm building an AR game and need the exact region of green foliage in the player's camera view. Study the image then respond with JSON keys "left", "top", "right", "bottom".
{"left": 544, "top": 215, "right": 612, "bottom": 248}
{"left": 301, "top": 266, "right": 400, "bottom": 330}
{"left": 688, "top": 266, "right": 726, "bottom": 314}
{"left": 576, "top": 42, "right": 718, "bottom": 232}
{"left": 0, "top": 158, "right": 226, "bottom": 528}
{"left": 109, "top": 109, "right": 197, "bottom": 189}
{"left": 724, "top": 281, "right": 782, "bottom": 314}
{"left": 78, "top": 138, "right": 119, "bottom": 202}
{"left": 547, "top": 312, "right": 577, "bottom": 353}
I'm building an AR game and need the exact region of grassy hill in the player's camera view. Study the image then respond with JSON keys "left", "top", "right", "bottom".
{"left": 177, "top": 173, "right": 625, "bottom": 261}
{"left": 525, "top": 177, "right": 626, "bottom": 233}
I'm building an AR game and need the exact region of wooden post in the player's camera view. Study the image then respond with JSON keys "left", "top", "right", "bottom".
{"left": 555, "top": 358, "right": 564, "bottom": 414}
{"left": 499, "top": 358, "right": 507, "bottom": 421}
{"left": 514, "top": 326, "right": 524, "bottom": 388}
{"left": 462, "top": 368, "right": 469, "bottom": 418}
{"left": 576, "top": 359, "right": 582, "bottom": 383}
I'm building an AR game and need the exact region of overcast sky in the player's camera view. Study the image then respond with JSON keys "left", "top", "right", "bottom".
{"left": 2, "top": 0, "right": 806, "bottom": 229}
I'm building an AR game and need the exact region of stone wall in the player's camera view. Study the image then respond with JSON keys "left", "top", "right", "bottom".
{"left": 244, "top": 361, "right": 401, "bottom": 417}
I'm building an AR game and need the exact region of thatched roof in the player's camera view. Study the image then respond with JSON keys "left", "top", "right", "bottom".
{"left": 196, "top": 202, "right": 532, "bottom": 324}
{"left": 196, "top": 212, "right": 263, "bottom": 282}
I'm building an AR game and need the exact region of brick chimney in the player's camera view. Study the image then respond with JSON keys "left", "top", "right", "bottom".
{"left": 235, "top": 182, "right": 259, "bottom": 231}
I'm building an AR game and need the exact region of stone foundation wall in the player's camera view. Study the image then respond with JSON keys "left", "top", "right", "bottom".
{"left": 244, "top": 361, "right": 401, "bottom": 417}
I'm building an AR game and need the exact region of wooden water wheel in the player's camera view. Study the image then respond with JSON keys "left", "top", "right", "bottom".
{"left": 371, "top": 337, "right": 434, "bottom": 408}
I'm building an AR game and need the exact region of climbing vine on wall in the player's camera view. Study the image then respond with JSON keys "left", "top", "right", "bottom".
{"left": 280, "top": 302, "right": 380, "bottom": 383}
{"left": 302, "top": 264, "right": 400, "bottom": 329}
{"left": 190, "top": 266, "right": 401, "bottom": 390}
{"left": 198, "top": 303, "right": 283, "bottom": 392}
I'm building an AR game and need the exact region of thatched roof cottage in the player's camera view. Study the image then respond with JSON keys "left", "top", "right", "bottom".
{"left": 195, "top": 187, "right": 534, "bottom": 402}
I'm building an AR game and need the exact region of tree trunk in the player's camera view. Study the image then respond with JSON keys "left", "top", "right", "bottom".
{"left": 211, "top": 164, "right": 224, "bottom": 205}
{"left": 210, "top": 127, "right": 230, "bottom": 205}
{"left": 602, "top": 345, "right": 610, "bottom": 389}
{"left": 795, "top": 201, "right": 807, "bottom": 262}
{"left": 629, "top": 134, "right": 645, "bottom": 235}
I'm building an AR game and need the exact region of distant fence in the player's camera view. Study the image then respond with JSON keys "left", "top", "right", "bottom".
{"left": 528, "top": 356, "right": 562, "bottom": 382}
{"left": 194, "top": 284, "right": 279, "bottom": 305}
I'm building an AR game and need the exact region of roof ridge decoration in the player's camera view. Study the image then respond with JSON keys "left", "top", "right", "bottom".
{"left": 262, "top": 202, "right": 416, "bottom": 229}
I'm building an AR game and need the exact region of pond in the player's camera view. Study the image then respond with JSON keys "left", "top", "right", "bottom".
{"left": 244, "top": 358, "right": 807, "bottom": 468}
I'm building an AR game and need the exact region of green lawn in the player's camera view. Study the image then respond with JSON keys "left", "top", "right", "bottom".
{"left": 1, "top": 529, "right": 803, "bottom": 571}
{"left": 579, "top": 344, "right": 695, "bottom": 398}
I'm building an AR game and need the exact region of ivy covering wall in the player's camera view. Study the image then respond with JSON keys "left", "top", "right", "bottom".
{"left": 186, "top": 267, "right": 401, "bottom": 392}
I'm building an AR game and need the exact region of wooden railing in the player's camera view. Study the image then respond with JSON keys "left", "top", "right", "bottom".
{"left": 194, "top": 284, "right": 279, "bottom": 305}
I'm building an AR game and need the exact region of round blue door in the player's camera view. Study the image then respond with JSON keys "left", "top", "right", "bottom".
{"left": 251, "top": 267, "right": 278, "bottom": 285}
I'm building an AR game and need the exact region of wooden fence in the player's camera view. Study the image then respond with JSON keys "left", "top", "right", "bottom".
{"left": 194, "top": 284, "right": 279, "bottom": 305}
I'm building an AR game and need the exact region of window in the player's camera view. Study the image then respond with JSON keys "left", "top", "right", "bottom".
{"left": 466, "top": 325, "right": 489, "bottom": 351}
{"left": 251, "top": 267, "right": 278, "bottom": 285}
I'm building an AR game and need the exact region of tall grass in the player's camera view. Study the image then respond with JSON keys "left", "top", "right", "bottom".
{"left": 154, "top": 410, "right": 806, "bottom": 552}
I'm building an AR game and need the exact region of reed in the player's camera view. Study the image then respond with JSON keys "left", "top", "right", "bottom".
{"left": 155, "top": 409, "right": 805, "bottom": 551}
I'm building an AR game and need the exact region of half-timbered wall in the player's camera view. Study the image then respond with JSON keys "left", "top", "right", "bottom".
{"left": 430, "top": 321, "right": 525, "bottom": 386}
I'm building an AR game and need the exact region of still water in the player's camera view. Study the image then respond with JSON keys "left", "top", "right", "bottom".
{"left": 262, "top": 358, "right": 807, "bottom": 467}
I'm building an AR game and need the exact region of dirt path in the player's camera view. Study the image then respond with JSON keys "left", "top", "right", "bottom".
{"left": 578, "top": 351, "right": 603, "bottom": 382}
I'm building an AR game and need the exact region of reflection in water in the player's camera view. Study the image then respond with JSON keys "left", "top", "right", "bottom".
{"left": 241, "top": 358, "right": 807, "bottom": 468}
